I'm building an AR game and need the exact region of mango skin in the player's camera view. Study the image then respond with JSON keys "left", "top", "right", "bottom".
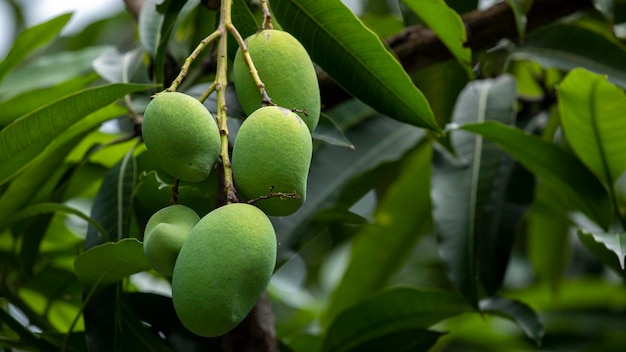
{"left": 231, "top": 106, "right": 312, "bottom": 216}
{"left": 171, "top": 203, "right": 277, "bottom": 337}
{"left": 233, "top": 29, "right": 320, "bottom": 132}
{"left": 143, "top": 205, "right": 200, "bottom": 276}
{"left": 142, "top": 92, "right": 221, "bottom": 182}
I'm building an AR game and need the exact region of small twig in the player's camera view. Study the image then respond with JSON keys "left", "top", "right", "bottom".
{"left": 167, "top": 29, "right": 221, "bottom": 92}
{"left": 199, "top": 81, "right": 218, "bottom": 103}
{"left": 291, "top": 107, "right": 308, "bottom": 117}
{"left": 227, "top": 23, "right": 275, "bottom": 107}
{"left": 260, "top": 0, "right": 273, "bottom": 30}
{"left": 247, "top": 186, "right": 301, "bottom": 204}
{"left": 170, "top": 178, "right": 180, "bottom": 205}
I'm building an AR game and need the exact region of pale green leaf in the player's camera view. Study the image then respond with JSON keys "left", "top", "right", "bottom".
{"left": 0, "top": 13, "right": 72, "bottom": 83}
{"left": 558, "top": 68, "right": 626, "bottom": 189}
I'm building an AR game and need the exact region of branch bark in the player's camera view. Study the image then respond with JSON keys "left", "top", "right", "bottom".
{"left": 318, "top": 0, "right": 594, "bottom": 110}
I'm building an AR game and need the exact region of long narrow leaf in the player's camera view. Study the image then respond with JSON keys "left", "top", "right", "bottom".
{"left": 460, "top": 121, "right": 612, "bottom": 229}
{"left": 433, "top": 76, "right": 516, "bottom": 308}
{"left": 0, "top": 83, "right": 152, "bottom": 186}
{"left": 0, "top": 104, "right": 127, "bottom": 231}
{"left": 271, "top": 0, "right": 439, "bottom": 131}
{"left": 0, "top": 13, "right": 71, "bottom": 83}
{"left": 324, "top": 142, "right": 432, "bottom": 325}
{"left": 480, "top": 296, "right": 544, "bottom": 345}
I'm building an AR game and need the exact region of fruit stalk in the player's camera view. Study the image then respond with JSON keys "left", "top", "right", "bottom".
{"left": 216, "top": 0, "right": 238, "bottom": 204}
{"left": 227, "top": 25, "right": 274, "bottom": 107}
{"left": 168, "top": 29, "right": 220, "bottom": 92}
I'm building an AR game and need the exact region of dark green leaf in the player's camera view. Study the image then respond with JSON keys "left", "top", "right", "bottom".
{"left": 0, "top": 13, "right": 72, "bottom": 83}
{"left": 344, "top": 329, "right": 443, "bottom": 352}
{"left": 514, "top": 23, "right": 626, "bottom": 89}
{"left": 459, "top": 121, "right": 612, "bottom": 229}
{"left": 434, "top": 75, "right": 517, "bottom": 307}
{"left": 0, "top": 83, "right": 152, "bottom": 186}
{"left": 323, "top": 287, "right": 468, "bottom": 352}
{"left": 579, "top": 230, "right": 626, "bottom": 270}
{"left": 480, "top": 296, "right": 544, "bottom": 346}
{"left": 0, "top": 73, "right": 99, "bottom": 128}
{"left": 271, "top": 0, "right": 439, "bottom": 131}
{"left": 231, "top": 0, "right": 261, "bottom": 58}
{"left": 324, "top": 143, "right": 432, "bottom": 325}
{"left": 558, "top": 68, "right": 626, "bottom": 190}
{"left": 86, "top": 150, "right": 138, "bottom": 247}
{"left": 400, "top": 0, "right": 472, "bottom": 76}
{"left": 0, "top": 104, "right": 126, "bottom": 231}
{"left": 312, "top": 113, "right": 354, "bottom": 149}
{"left": 74, "top": 238, "right": 150, "bottom": 289}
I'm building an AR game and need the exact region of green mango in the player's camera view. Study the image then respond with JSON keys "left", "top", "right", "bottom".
{"left": 143, "top": 204, "right": 200, "bottom": 276}
{"left": 172, "top": 203, "right": 276, "bottom": 337}
{"left": 142, "top": 92, "right": 221, "bottom": 182}
{"left": 231, "top": 106, "right": 312, "bottom": 216}
{"left": 233, "top": 29, "right": 320, "bottom": 132}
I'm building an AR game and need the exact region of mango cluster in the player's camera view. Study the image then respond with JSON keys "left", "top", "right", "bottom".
{"left": 140, "top": 28, "right": 319, "bottom": 338}
{"left": 232, "top": 29, "right": 319, "bottom": 216}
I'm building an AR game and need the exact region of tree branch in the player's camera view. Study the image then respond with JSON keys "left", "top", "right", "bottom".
{"left": 318, "top": 0, "right": 594, "bottom": 110}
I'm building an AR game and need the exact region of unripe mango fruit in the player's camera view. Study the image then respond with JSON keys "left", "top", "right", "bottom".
{"left": 233, "top": 29, "right": 320, "bottom": 132}
{"left": 143, "top": 205, "right": 200, "bottom": 276}
{"left": 232, "top": 106, "right": 312, "bottom": 216}
{"left": 142, "top": 92, "right": 221, "bottom": 182}
{"left": 172, "top": 203, "right": 277, "bottom": 337}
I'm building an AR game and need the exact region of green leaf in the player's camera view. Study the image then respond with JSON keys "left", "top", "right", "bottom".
{"left": 505, "top": 0, "right": 534, "bottom": 39}
{"left": 0, "top": 13, "right": 72, "bottom": 83}
{"left": 0, "top": 73, "right": 99, "bottom": 128}
{"left": 0, "top": 104, "right": 127, "bottom": 231}
{"left": 434, "top": 76, "right": 517, "bottom": 308}
{"left": 274, "top": 101, "right": 425, "bottom": 261}
{"left": 0, "top": 46, "right": 110, "bottom": 100}
{"left": 459, "top": 121, "right": 612, "bottom": 229}
{"left": 579, "top": 230, "right": 626, "bottom": 269}
{"left": 0, "top": 83, "right": 153, "bottom": 186}
{"left": 480, "top": 296, "right": 544, "bottom": 346}
{"left": 400, "top": 0, "right": 472, "bottom": 76}
{"left": 558, "top": 68, "right": 626, "bottom": 191}
{"left": 527, "top": 187, "right": 572, "bottom": 295}
{"left": 312, "top": 113, "right": 354, "bottom": 149}
{"left": 92, "top": 47, "right": 145, "bottom": 83}
{"left": 74, "top": 238, "right": 150, "bottom": 289}
{"left": 323, "top": 287, "right": 469, "bottom": 352}
{"left": 86, "top": 150, "right": 138, "bottom": 248}
{"left": 270, "top": 0, "right": 439, "bottom": 131}
{"left": 514, "top": 23, "right": 626, "bottom": 89}
{"left": 323, "top": 142, "right": 432, "bottom": 325}
{"left": 0, "top": 202, "right": 107, "bottom": 239}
